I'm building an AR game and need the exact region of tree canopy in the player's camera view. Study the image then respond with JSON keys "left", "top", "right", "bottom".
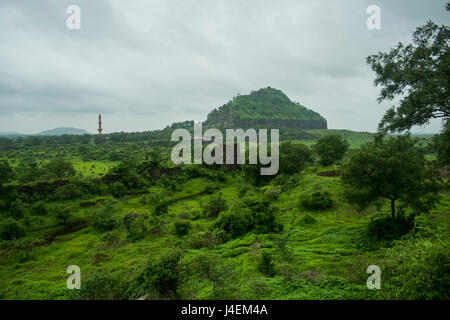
{"left": 341, "top": 136, "right": 440, "bottom": 219}
{"left": 367, "top": 9, "right": 449, "bottom": 134}
{"left": 314, "top": 135, "right": 349, "bottom": 166}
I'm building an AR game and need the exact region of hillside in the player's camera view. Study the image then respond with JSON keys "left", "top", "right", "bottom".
{"left": 38, "top": 127, "right": 89, "bottom": 136}
{"left": 205, "top": 87, "right": 327, "bottom": 129}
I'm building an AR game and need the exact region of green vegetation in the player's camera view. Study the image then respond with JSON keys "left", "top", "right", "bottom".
{"left": 205, "top": 87, "right": 327, "bottom": 129}
{"left": 314, "top": 135, "right": 349, "bottom": 166}
{"left": 342, "top": 135, "right": 441, "bottom": 219}
{"left": 0, "top": 129, "right": 447, "bottom": 300}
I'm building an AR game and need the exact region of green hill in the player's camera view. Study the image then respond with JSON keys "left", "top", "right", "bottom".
{"left": 204, "top": 87, "right": 327, "bottom": 129}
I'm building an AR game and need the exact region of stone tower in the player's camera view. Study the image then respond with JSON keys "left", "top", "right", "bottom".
{"left": 98, "top": 114, "right": 103, "bottom": 134}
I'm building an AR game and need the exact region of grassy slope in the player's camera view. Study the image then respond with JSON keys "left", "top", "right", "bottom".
{"left": 0, "top": 166, "right": 448, "bottom": 300}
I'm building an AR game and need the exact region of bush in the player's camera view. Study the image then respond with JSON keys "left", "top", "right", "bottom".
{"left": 215, "top": 194, "right": 282, "bottom": 238}
{"left": 261, "top": 185, "right": 283, "bottom": 201}
{"left": 109, "top": 182, "right": 127, "bottom": 198}
{"left": 367, "top": 213, "right": 415, "bottom": 242}
{"left": 153, "top": 200, "right": 170, "bottom": 216}
{"left": 203, "top": 197, "right": 228, "bottom": 218}
{"left": 75, "top": 273, "right": 129, "bottom": 300}
{"left": 9, "top": 200, "right": 27, "bottom": 218}
{"left": 257, "top": 251, "right": 276, "bottom": 277}
{"left": 301, "top": 191, "right": 335, "bottom": 211}
{"left": 92, "top": 204, "right": 120, "bottom": 232}
{"left": 298, "top": 214, "right": 317, "bottom": 225}
{"left": 131, "top": 250, "right": 183, "bottom": 299}
{"left": 279, "top": 141, "right": 312, "bottom": 175}
{"left": 314, "top": 135, "right": 349, "bottom": 166}
{"left": 0, "top": 219, "right": 26, "bottom": 240}
{"left": 123, "top": 212, "right": 149, "bottom": 241}
{"left": 174, "top": 221, "right": 191, "bottom": 237}
{"left": 54, "top": 183, "right": 83, "bottom": 200}
{"left": 29, "top": 201, "right": 47, "bottom": 216}
{"left": 270, "top": 174, "right": 297, "bottom": 191}
{"left": 382, "top": 238, "right": 450, "bottom": 299}
{"left": 50, "top": 204, "right": 72, "bottom": 228}
{"left": 187, "top": 229, "right": 227, "bottom": 249}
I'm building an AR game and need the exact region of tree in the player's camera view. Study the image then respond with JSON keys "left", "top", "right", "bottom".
{"left": 279, "top": 141, "right": 312, "bottom": 174}
{"left": 341, "top": 136, "right": 441, "bottom": 220}
{"left": 189, "top": 252, "right": 231, "bottom": 296}
{"left": 0, "top": 160, "right": 14, "bottom": 186}
{"left": 430, "top": 120, "right": 450, "bottom": 166}
{"left": 0, "top": 218, "right": 26, "bottom": 240}
{"left": 366, "top": 7, "right": 449, "bottom": 134}
{"left": 134, "top": 250, "right": 183, "bottom": 299}
{"left": 314, "top": 135, "right": 349, "bottom": 166}
{"left": 50, "top": 204, "right": 72, "bottom": 228}
{"left": 203, "top": 196, "right": 228, "bottom": 218}
{"left": 41, "top": 158, "right": 76, "bottom": 180}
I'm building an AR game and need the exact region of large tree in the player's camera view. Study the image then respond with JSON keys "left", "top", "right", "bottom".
{"left": 341, "top": 136, "right": 440, "bottom": 220}
{"left": 367, "top": 6, "right": 449, "bottom": 134}
{"left": 41, "top": 158, "right": 76, "bottom": 180}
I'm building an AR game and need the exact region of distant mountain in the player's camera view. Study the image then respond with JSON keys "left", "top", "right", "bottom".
{"left": 0, "top": 131, "right": 22, "bottom": 137}
{"left": 204, "top": 87, "right": 327, "bottom": 130}
{"left": 37, "top": 127, "right": 89, "bottom": 136}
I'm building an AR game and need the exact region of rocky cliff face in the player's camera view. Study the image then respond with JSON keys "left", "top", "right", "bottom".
{"left": 204, "top": 87, "right": 327, "bottom": 129}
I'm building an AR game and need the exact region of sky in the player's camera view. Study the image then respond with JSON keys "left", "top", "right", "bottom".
{"left": 0, "top": 0, "right": 448, "bottom": 134}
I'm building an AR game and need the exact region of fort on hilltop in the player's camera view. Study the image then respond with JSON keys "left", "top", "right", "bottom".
{"left": 204, "top": 87, "right": 327, "bottom": 130}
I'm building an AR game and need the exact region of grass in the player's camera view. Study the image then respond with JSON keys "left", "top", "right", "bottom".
{"left": 0, "top": 162, "right": 448, "bottom": 300}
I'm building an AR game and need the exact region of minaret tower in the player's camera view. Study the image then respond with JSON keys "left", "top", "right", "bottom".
{"left": 98, "top": 114, "right": 103, "bottom": 134}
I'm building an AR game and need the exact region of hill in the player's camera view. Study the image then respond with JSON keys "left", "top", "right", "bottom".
{"left": 38, "top": 127, "right": 89, "bottom": 136}
{"left": 204, "top": 87, "right": 327, "bottom": 129}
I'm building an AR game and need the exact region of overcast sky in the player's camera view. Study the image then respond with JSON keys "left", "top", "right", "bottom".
{"left": 0, "top": 0, "right": 448, "bottom": 134}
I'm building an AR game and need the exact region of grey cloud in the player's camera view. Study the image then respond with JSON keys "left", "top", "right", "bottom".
{"left": 0, "top": 0, "right": 448, "bottom": 133}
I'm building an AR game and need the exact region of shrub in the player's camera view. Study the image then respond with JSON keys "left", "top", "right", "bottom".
{"left": 92, "top": 204, "right": 120, "bottom": 232}
{"left": 314, "top": 135, "right": 349, "bottom": 166}
{"left": 123, "top": 212, "right": 149, "bottom": 241}
{"left": 174, "top": 221, "right": 191, "bottom": 237}
{"left": 261, "top": 185, "right": 283, "bottom": 201}
{"left": 298, "top": 214, "right": 317, "bottom": 225}
{"left": 153, "top": 200, "right": 170, "bottom": 216}
{"left": 270, "top": 174, "right": 297, "bottom": 191}
{"left": 109, "top": 182, "right": 127, "bottom": 198}
{"left": 382, "top": 238, "right": 450, "bottom": 299}
{"left": 54, "top": 183, "right": 83, "bottom": 200}
{"left": 237, "top": 183, "right": 250, "bottom": 198}
{"left": 29, "top": 201, "right": 47, "bottom": 216}
{"left": 279, "top": 141, "right": 312, "bottom": 175}
{"left": 75, "top": 273, "right": 129, "bottom": 300}
{"left": 50, "top": 204, "right": 72, "bottom": 228}
{"left": 0, "top": 219, "right": 26, "bottom": 240}
{"left": 215, "top": 194, "right": 282, "bottom": 238}
{"left": 123, "top": 212, "right": 141, "bottom": 231}
{"left": 131, "top": 250, "right": 183, "bottom": 299}
{"left": 257, "top": 251, "right": 276, "bottom": 277}
{"left": 9, "top": 200, "right": 27, "bottom": 218}
{"left": 187, "top": 229, "right": 227, "bottom": 249}
{"left": 367, "top": 213, "right": 415, "bottom": 242}
{"left": 301, "top": 191, "right": 335, "bottom": 211}
{"left": 203, "top": 196, "right": 228, "bottom": 218}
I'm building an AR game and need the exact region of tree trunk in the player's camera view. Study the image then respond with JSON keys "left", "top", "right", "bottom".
{"left": 391, "top": 199, "right": 396, "bottom": 220}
